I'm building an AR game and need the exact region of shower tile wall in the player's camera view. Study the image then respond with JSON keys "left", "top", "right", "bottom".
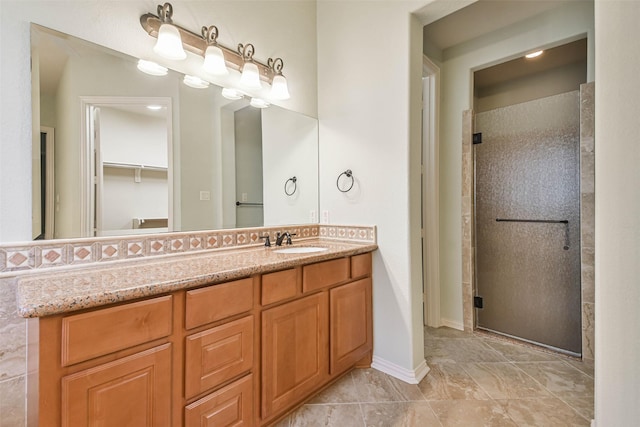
{"left": 580, "top": 82, "right": 595, "bottom": 361}
{"left": 462, "top": 110, "right": 475, "bottom": 332}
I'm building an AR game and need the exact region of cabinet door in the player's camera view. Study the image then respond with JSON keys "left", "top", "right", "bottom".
{"left": 261, "top": 293, "right": 328, "bottom": 419}
{"left": 61, "top": 344, "right": 171, "bottom": 427}
{"left": 330, "top": 278, "right": 372, "bottom": 375}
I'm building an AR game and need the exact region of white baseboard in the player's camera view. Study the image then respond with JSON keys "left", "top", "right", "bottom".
{"left": 371, "top": 356, "right": 430, "bottom": 384}
{"left": 591, "top": 419, "right": 595, "bottom": 427}
{"left": 440, "top": 318, "right": 464, "bottom": 331}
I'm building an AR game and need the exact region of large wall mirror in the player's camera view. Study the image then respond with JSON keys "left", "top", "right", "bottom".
{"left": 31, "top": 24, "right": 319, "bottom": 240}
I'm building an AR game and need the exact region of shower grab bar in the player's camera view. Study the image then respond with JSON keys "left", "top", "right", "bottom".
{"left": 496, "top": 218, "right": 568, "bottom": 224}
{"left": 236, "top": 201, "right": 264, "bottom": 207}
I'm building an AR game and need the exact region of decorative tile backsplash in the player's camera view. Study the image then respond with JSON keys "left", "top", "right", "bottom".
{"left": 0, "top": 224, "right": 375, "bottom": 275}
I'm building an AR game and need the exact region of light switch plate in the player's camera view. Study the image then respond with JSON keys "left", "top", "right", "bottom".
{"left": 321, "top": 210, "right": 329, "bottom": 224}
{"left": 199, "top": 191, "right": 210, "bottom": 201}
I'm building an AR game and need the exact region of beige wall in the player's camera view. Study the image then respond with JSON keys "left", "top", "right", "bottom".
{"left": 594, "top": 1, "right": 640, "bottom": 424}
{"left": 317, "top": 0, "right": 428, "bottom": 380}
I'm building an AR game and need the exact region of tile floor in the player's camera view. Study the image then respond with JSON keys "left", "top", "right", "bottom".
{"left": 274, "top": 326, "right": 594, "bottom": 426}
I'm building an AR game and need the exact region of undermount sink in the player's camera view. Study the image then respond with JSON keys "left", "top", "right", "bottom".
{"left": 273, "top": 246, "right": 328, "bottom": 254}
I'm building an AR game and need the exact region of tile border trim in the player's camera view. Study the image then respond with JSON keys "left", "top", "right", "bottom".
{"left": 0, "top": 224, "right": 376, "bottom": 275}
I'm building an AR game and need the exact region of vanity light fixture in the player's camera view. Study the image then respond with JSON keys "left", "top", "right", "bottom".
{"left": 201, "top": 26, "right": 228, "bottom": 75}
{"left": 153, "top": 3, "right": 187, "bottom": 60}
{"left": 221, "top": 88, "right": 244, "bottom": 100}
{"left": 250, "top": 98, "right": 270, "bottom": 109}
{"left": 146, "top": 105, "right": 163, "bottom": 111}
{"left": 137, "top": 59, "right": 168, "bottom": 76}
{"left": 238, "top": 43, "right": 262, "bottom": 90}
{"left": 183, "top": 75, "right": 210, "bottom": 89}
{"left": 525, "top": 50, "right": 544, "bottom": 59}
{"left": 268, "top": 58, "right": 290, "bottom": 100}
{"left": 141, "top": 3, "right": 290, "bottom": 98}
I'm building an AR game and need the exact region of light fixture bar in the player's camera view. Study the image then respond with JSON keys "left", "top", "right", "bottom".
{"left": 140, "top": 6, "right": 277, "bottom": 84}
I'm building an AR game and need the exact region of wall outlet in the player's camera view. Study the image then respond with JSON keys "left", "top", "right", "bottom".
{"left": 199, "top": 191, "right": 210, "bottom": 201}
{"left": 321, "top": 210, "right": 329, "bottom": 224}
{"left": 241, "top": 192, "right": 248, "bottom": 202}
{"left": 310, "top": 210, "right": 317, "bottom": 223}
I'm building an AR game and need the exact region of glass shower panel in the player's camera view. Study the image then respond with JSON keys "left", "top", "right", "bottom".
{"left": 475, "top": 91, "right": 581, "bottom": 355}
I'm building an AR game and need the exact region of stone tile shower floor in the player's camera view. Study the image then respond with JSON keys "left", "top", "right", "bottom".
{"left": 275, "top": 326, "right": 594, "bottom": 426}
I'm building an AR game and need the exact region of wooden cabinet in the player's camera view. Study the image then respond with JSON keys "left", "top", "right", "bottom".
{"left": 330, "top": 278, "right": 373, "bottom": 375}
{"left": 261, "top": 292, "right": 328, "bottom": 419}
{"left": 61, "top": 344, "right": 172, "bottom": 427}
{"left": 34, "top": 251, "right": 373, "bottom": 427}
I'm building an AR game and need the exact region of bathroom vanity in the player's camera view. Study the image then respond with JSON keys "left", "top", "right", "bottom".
{"left": 16, "top": 238, "right": 375, "bottom": 426}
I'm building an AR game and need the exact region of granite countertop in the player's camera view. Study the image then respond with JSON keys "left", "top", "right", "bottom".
{"left": 15, "top": 238, "right": 377, "bottom": 318}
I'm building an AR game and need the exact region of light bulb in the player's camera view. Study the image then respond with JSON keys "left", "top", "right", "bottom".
{"left": 203, "top": 45, "right": 228, "bottom": 75}
{"left": 154, "top": 23, "right": 186, "bottom": 60}
{"left": 137, "top": 59, "right": 168, "bottom": 76}
{"left": 240, "top": 62, "right": 262, "bottom": 90}
{"left": 270, "top": 75, "right": 290, "bottom": 100}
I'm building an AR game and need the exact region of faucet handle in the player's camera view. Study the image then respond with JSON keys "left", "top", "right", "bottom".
{"left": 259, "top": 235, "right": 271, "bottom": 247}
{"left": 285, "top": 232, "right": 297, "bottom": 245}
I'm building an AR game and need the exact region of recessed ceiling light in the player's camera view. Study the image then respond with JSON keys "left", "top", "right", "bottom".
{"left": 250, "top": 98, "right": 270, "bottom": 109}
{"left": 137, "top": 59, "right": 168, "bottom": 76}
{"left": 183, "top": 75, "right": 210, "bottom": 89}
{"left": 147, "top": 105, "right": 163, "bottom": 111}
{"left": 221, "top": 88, "right": 244, "bottom": 100}
{"left": 525, "top": 50, "right": 544, "bottom": 59}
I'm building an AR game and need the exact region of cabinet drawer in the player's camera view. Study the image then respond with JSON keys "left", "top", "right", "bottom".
{"left": 351, "top": 252, "right": 372, "bottom": 279}
{"left": 185, "top": 316, "right": 253, "bottom": 399}
{"left": 262, "top": 268, "right": 298, "bottom": 305}
{"left": 61, "top": 343, "right": 172, "bottom": 427}
{"left": 61, "top": 295, "right": 173, "bottom": 366}
{"left": 185, "top": 374, "right": 253, "bottom": 427}
{"left": 302, "top": 258, "right": 350, "bottom": 293}
{"left": 185, "top": 278, "right": 253, "bottom": 329}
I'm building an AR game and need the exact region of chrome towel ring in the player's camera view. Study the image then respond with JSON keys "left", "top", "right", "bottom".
{"left": 284, "top": 176, "right": 297, "bottom": 196}
{"left": 336, "top": 169, "right": 354, "bottom": 193}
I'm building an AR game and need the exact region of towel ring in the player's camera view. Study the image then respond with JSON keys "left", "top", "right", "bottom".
{"left": 336, "top": 169, "right": 354, "bottom": 193}
{"left": 284, "top": 176, "right": 297, "bottom": 196}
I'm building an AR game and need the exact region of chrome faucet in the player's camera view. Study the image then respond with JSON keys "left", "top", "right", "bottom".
{"left": 275, "top": 231, "right": 296, "bottom": 246}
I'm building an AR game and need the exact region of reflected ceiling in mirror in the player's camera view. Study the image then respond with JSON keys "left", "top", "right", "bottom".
{"left": 31, "top": 24, "right": 319, "bottom": 240}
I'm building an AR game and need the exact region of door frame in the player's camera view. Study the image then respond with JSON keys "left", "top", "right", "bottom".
{"left": 422, "top": 55, "right": 441, "bottom": 327}
{"left": 80, "top": 96, "right": 173, "bottom": 237}
{"left": 41, "top": 126, "right": 55, "bottom": 239}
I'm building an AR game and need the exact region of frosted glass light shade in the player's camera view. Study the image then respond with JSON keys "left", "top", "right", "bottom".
{"left": 203, "top": 45, "right": 228, "bottom": 75}
{"left": 154, "top": 24, "right": 186, "bottom": 60}
{"left": 240, "top": 62, "right": 262, "bottom": 90}
{"left": 250, "top": 98, "right": 269, "bottom": 109}
{"left": 183, "top": 75, "right": 210, "bottom": 89}
{"left": 137, "top": 59, "right": 168, "bottom": 76}
{"left": 270, "top": 75, "right": 290, "bottom": 100}
{"left": 221, "top": 88, "right": 243, "bottom": 100}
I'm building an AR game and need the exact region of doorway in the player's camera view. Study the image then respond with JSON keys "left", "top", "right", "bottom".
{"left": 81, "top": 96, "right": 173, "bottom": 237}
{"left": 470, "top": 40, "right": 587, "bottom": 355}
{"left": 473, "top": 92, "right": 581, "bottom": 355}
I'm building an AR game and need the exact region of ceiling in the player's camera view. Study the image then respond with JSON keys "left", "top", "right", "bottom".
{"left": 474, "top": 38, "right": 587, "bottom": 90}
{"left": 421, "top": 0, "right": 589, "bottom": 89}
{"left": 422, "top": 0, "right": 577, "bottom": 52}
